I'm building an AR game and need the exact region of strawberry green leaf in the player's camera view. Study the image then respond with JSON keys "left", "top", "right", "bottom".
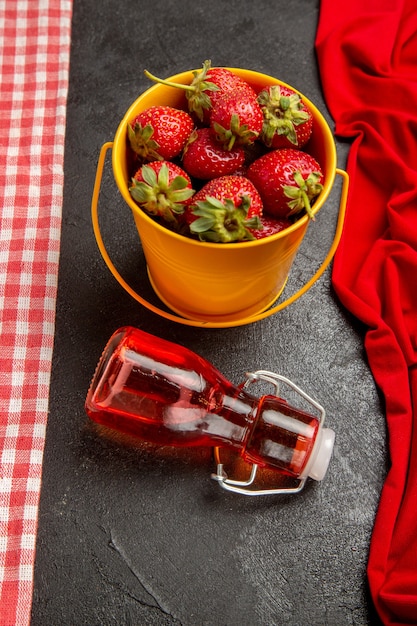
{"left": 140, "top": 164, "right": 158, "bottom": 187}
{"left": 189, "top": 195, "right": 258, "bottom": 242}
{"left": 190, "top": 216, "right": 218, "bottom": 233}
{"left": 258, "top": 86, "right": 310, "bottom": 147}
{"left": 156, "top": 162, "right": 169, "bottom": 188}
{"left": 129, "top": 163, "right": 194, "bottom": 224}
{"left": 169, "top": 175, "right": 191, "bottom": 191}
{"left": 283, "top": 170, "right": 323, "bottom": 220}
{"left": 129, "top": 182, "right": 153, "bottom": 204}
{"left": 213, "top": 114, "right": 259, "bottom": 151}
{"left": 127, "top": 122, "right": 163, "bottom": 161}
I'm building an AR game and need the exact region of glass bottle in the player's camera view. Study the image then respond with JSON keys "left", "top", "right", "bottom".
{"left": 85, "top": 326, "right": 334, "bottom": 484}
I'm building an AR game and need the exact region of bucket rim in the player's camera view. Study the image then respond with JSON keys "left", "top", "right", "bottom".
{"left": 112, "top": 67, "right": 337, "bottom": 249}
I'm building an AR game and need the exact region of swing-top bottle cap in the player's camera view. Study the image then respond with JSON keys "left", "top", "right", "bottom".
{"left": 301, "top": 427, "right": 335, "bottom": 481}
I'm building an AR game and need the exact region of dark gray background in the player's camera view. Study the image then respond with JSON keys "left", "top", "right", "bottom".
{"left": 31, "top": 1, "right": 386, "bottom": 624}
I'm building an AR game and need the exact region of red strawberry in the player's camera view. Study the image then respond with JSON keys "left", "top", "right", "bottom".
{"left": 210, "top": 90, "right": 264, "bottom": 150}
{"left": 128, "top": 106, "right": 194, "bottom": 161}
{"left": 250, "top": 215, "right": 291, "bottom": 239}
{"left": 257, "top": 85, "right": 313, "bottom": 149}
{"left": 182, "top": 128, "right": 245, "bottom": 179}
{"left": 189, "top": 175, "right": 263, "bottom": 219}
{"left": 144, "top": 60, "right": 257, "bottom": 123}
{"left": 193, "top": 66, "right": 258, "bottom": 123}
{"left": 247, "top": 148, "right": 323, "bottom": 219}
{"left": 186, "top": 175, "right": 263, "bottom": 242}
{"left": 129, "top": 161, "right": 194, "bottom": 225}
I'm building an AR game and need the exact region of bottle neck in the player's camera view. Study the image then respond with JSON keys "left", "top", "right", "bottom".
{"left": 201, "top": 384, "right": 259, "bottom": 448}
{"left": 242, "top": 394, "right": 320, "bottom": 476}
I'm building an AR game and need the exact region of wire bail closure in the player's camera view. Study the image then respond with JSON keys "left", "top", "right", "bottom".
{"left": 211, "top": 370, "right": 326, "bottom": 496}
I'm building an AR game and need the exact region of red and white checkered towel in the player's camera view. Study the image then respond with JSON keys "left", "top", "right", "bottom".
{"left": 0, "top": 2, "right": 72, "bottom": 624}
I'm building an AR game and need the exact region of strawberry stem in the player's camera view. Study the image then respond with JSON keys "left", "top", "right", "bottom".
{"left": 299, "top": 189, "right": 315, "bottom": 220}
{"left": 144, "top": 70, "right": 195, "bottom": 93}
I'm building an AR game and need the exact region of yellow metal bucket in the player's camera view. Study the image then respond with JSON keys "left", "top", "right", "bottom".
{"left": 92, "top": 68, "right": 348, "bottom": 328}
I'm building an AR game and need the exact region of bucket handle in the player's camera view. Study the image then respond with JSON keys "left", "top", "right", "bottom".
{"left": 92, "top": 142, "right": 349, "bottom": 328}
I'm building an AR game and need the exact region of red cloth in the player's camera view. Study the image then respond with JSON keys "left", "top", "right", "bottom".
{"left": 316, "top": 1, "right": 417, "bottom": 624}
{"left": 0, "top": 2, "right": 72, "bottom": 624}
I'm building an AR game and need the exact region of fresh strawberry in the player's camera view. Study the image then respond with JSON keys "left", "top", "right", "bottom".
{"left": 144, "top": 60, "right": 257, "bottom": 123}
{"left": 182, "top": 128, "right": 245, "bottom": 179}
{"left": 128, "top": 106, "right": 194, "bottom": 162}
{"left": 250, "top": 215, "right": 291, "bottom": 239}
{"left": 191, "top": 65, "right": 258, "bottom": 123}
{"left": 247, "top": 148, "right": 323, "bottom": 219}
{"left": 129, "top": 161, "right": 194, "bottom": 225}
{"left": 186, "top": 175, "right": 263, "bottom": 242}
{"left": 210, "top": 90, "right": 264, "bottom": 150}
{"left": 257, "top": 85, "right": 313, "bottom": 149}
{"left": 188, "top": 175, "right": 263, "bottom": 219}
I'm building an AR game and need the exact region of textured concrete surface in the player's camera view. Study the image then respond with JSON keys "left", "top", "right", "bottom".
{"left": 31, "top": 1, "right": 386, "bottom": 624}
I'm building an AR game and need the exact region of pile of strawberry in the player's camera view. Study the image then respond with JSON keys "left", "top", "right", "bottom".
{"left": 127, "top": 60, "right": 324, "bottom": 243}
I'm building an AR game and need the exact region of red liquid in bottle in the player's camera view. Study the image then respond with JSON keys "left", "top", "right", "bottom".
{"left": 244, "top": 395, "right": 319, "bottom": 475}
{"left": 86, "top": 327, "right": 327, "bottom": 479}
